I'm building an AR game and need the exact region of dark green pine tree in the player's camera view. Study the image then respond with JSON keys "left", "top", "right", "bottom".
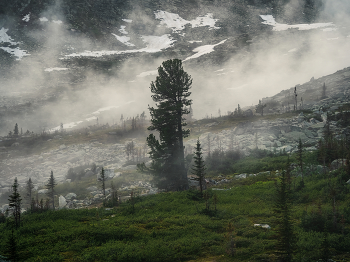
{"left": 296, "top": 138, "right": 304, "bottom": 183}
{"left": 100, "top": 167, "right": 106, "bottom": 197}
{"left": 13, "top": 123, "right": 19, "bottom": 136}
{"left": 26, "top": 178, "right": 34, "bottom": 208}
{"left": 46, "top": 171, "right": 56, "bottom": 210}
{"left": 274, "top": 159, "right": 295, "bottom": 261}
{"left": 8, "top": 178, "right": 22, "bottom": 229}
{"left": 191, "top": 139, "right": 206, "bottom": 194}
{"left": 147, "top": 59, "right": 192, "bottom": 191}
{"left": 3, "top": 229, "right": 19, "bottom": 262}
{"left": 256, "top": 100, "right": 266, "bottom": 116}
{"left": 320, "top": 222, "right": 331, "bottom": 262}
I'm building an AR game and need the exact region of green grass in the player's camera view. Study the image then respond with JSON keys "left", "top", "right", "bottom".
{"left": 1, "top": 169, "right": 350, "bottom": 262}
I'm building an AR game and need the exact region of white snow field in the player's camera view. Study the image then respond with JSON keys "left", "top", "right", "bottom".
{"left": 137, "top": 70, "right": 158, "bottom": 78}
{"left": 52, "top": 20, "right": 63, "bottom": 25}
{"left": 184, "top": 39, "right": 227, "bottom": 61}
{"left": 0, "top": 28, "right": 19, "bottom": 45}
{"left": 119, "top": 26, "right": 128, "bottom": 35}
{"left": 122, "top": 19, "right": 132, "bottom": 23}
{"left": 260, "top": 15, "right": 333, "bottom": 31}
{"left": 91, "top": 106, "right": 119, "bottom": 115}
{"left": 111, "top": 34, "right": 135, "bottom": 47}
{"left": 154, "top": 11, "right": 219, "bottom": 32}
{"left": 22, "top": 14, "right": 30, "bottom": 22}
{"left": 39, "top": 17, "right": 48, "bottom": 22}
{"left": 44, "top": 68, "right": 69, "bottom": 72}
{"left": 49, "top": 121, "right": 83, "bottom": 132}
{"left": 64, "top": 34, "right": 175, "bottom": 58}
{"left": 0, "top": 46, "right": 29, "bottom": 60}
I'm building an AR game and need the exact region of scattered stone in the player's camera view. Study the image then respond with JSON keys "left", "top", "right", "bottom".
{"left": 59, "top": 195, "right": 67, "bottom": 208}
{"left": 87, "top": 186, "right": 98, "bottom": 192}
{"left": 65, "top": 193, "right": 77, "bottom": 200}
{"left": 330, "top": 159, "right": 347, "bottom": 170}
{"left": 38, "top": 189, "right": 48, "bottom": 194}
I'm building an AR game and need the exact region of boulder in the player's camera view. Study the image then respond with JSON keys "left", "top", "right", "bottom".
{"left": 59, "top": 195, "right": 67, "bottom": 208}
{"left": 235, "top": 174, "right": 247, "bottom": 179}
{"left": 84, "top": 171, "right": 94, "bottom": 177}
{"left": 1, "top": 204, "right": 9, "bottom": 213}
{"left": 87, "top": 186, "right": 98, "bottom": 192}
{"left": 65, "top": 193, "right": 77, "bottom": 200}
{"left": 38, "top": 189, "right": 48, "bottom": 194}
{"left": 330, "top": 159, "right": 347, "bottom": 170}
{"left": 283, "top": 131, "right": 308, "bottom": 142}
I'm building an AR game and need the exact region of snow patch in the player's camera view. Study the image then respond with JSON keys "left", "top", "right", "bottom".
{"left": 137, "top": 70, "right": 158, "bottom": 78}
{"left": 44, "top": 68, "right": 69, "bottom": 72}
{"left": 260, "top": 15, "right": 333, "bottom": 31}
{"left": 119, "top": 25, "right": 128, "bottom": 34}
{"left": 111, "top": 34, "right": 135, "bottom": 46}
{"left": 91, "top": 106, "right": 119, "bottom": 115}
{"left": 64, "top": 34, "right": 175, "bottom": 58}
{"left": 188, "top": 40, "right": 202, "bottom": 43}
{"left": 49, "top": 121, "right": 83, "bottom": 132}
{"left": 0, "top": 47, "right": 30, "bottom": 60}
{"left": 52, "top": 20, "right": 63, "bottom": 25}
{"left": 323, "top": 27, "right": 337, "bottom": 32}
{"left": 288, "top": 48, "right": 297, "bottom": 53}
{"left": 0, "top": 28, "right": 18, "bottom": 45}
{"left": 39, "top": 17, "right": 48, "bottom": 22}
{"left": 122, "top": 19, "right": 132, "bottom": 23}
{"left": 155, "top": 11, "right": 219, "bottom": 32}
{"left": 22, "top": 14, "right": 30, "bottom": 22}
{"left": 184, "top": 39, "right": 227, "bottom": 61}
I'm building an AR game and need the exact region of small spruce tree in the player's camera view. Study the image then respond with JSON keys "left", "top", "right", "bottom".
{"left": 45, "top": 171, "right": 57, "bottom": 210}
{"left": 13, "top": 123, "right": 19, "bottom": 136}
{"left": 3, "top": 229, "right": 19, "bottom": 262}
{"left": 274, "top": 159, "right": 295, "bottom": 261}
{"left": 296, "top": 138, "right": 304, "bottom": 183}
{"left": 100, "top": 167, "right": 106, "bottom": 197}
{"left": 256, "top": 100, "right": 267, "bottom": 116}
{"left": 26, "top": 178, "right": 34, "bottom": 208}
{"left": 191, "top": 139, "right": 206, "bottom": 194}
{"left": 8, "top": 178, "right": 22, "bottom": 229}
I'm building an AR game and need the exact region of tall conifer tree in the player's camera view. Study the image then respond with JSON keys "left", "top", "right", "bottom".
{"left": 8, "top": 178, "right": 22, "bottom": 229}
{"left": 191, "top": 139, "right": 206, "bottom": 194}
{"left": 274, "top": 159, "right": 295, "bottom": 261}
{"left": 147, "top": 59, "right": 192, "bottom": 190}
{"left": 46, "top": 171, "right": 56, "bottom": 210}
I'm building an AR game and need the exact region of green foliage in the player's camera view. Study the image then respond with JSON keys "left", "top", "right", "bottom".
{"left": 0, "top": 152, "right": 349, "bottom": 261}
{"left": 45, "top": 171, "right": 57, "bottom": 210}
{"left": 274, "top": 164, "right": 295, "bottom": 261}
{"left": 147, "top": 59, "right": 192, "bottom": 191}
{"left": 256, "top": 100, "right": 267, "bottom": 116}
{"left": 3, "top": 230, "right": 19, "bottom": 262}
{"left": 191, "top": 139, "right": 206, "bottom": 193}
{"left": 8, "top": 178, "right": 22, "bottom": 229}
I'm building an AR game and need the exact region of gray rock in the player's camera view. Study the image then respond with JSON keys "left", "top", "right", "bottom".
{"left": 59, "top": 195, "right": 67, "bottom": 208}
{"left": 65, "top": 193, "right": 77, "bottom": 200}
{"left": 235, "top": 174, "right": 247, "bottom": 179}
{"left": 84, "top": 171, "right": 94, "bottom": 177}
{"left": 330, "top": 159, "right": 347, "bottom": 170}
{"left": 87, "top": 186, "right": 98, "bottom": 192}
{"left": 283, "top": 131, "right": 308, "bottom": 142}
{"left": 38, "top": 189, "right": 48, "bottom": 194}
